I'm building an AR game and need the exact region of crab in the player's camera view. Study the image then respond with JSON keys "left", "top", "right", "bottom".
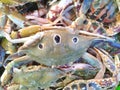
{"left": 0, "top": 25, "right": 114, "bottom": 88}
{"left": 1, "top": 58, "right": 100, "bottom": 90}
{"left": 5, "top": 46, "right": 119, "bottom": 90}
{"left": 63, "top": 48, "right": 120, "bottom": 90}
{"left": 3, "top": 65, "right": 64, "bottom": 90}
{"left": 0, "top": 1, "right": 119, "bottom": 90}
{"left": 0, "top": 48, "right": 103, "bottom": 90}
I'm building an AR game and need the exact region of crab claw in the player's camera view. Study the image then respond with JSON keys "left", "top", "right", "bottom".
{"left": 1, "top": 56, "right": 33, "bottom": 86}
{"left": 10, "top": 66, "right": 64, "bottom": 89}
{"left": 59, "top": 63, "right": 99, "bottom": 79}
{"left": 3, "top": 51, "right": 25, "bottom": 67}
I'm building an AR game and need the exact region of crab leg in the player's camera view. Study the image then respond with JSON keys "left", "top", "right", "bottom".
{"left": 3, "top": 50, "right": 26, "bottom": 67}
{"left": 1, "top": 31, "right": 44, "bottom": 85}
{"left": 2, "top": 24, "right": 115, "bottom": 44}
{"left": 81, "top": 52, "right": 101, "bottom": 69}
{"left": 10, "top": 66, "right": 64, "bottom": 89}
{"left": 1, "top": 29, "right": 44, "bottom": 44}
{"left": 56, "top": 52, "right": 102, "bottom": 88}
{"left": 18, "top": 32, "right": 44, "bottom": 50}
{"left": 1, "top": 55, "right": 33, "bottom": 86}
{"left": 59, "top": 63, "right": 99, "bottom": 79}
{"left": 11, "top": 25, "right": 53, "bottom": 39}
{"left": 81, "top": 52, "right": 106, "bottom": 79}
{"left": 94, "top": 62, "right": 106, "bottom": 79}
{"left": 94, "top": 48, "right": 116, "bottom": 74}
{"left": 63, "top": 77, "right": 118, "bottom": 90}
{"left": 87, "top": 77, "right": 117, "bottom": 90}
{"left": 1, "top": 31, "right": 31, "bottom": 43}
{"left": 1, "top": 31, "right": 29, "bottom": 43}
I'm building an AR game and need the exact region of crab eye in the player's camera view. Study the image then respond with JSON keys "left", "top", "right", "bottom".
{"left": 38, "top": 43, "right": 43, "bottom": 49}
{"left": 72, "top": 37, "right": 79, "bottom": 43}
{"left": 54, "top": 34, "right": 61, "bottom": 44}
{"left": 83, "top": 20, "right": 88, "bottom": 25}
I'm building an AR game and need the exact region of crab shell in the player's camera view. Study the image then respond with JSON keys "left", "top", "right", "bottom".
{"left": 17, "top": 28, "right": 96, "bottom": 66}
{"left": 5, "top": 65, "right": 64, "bottom": 90}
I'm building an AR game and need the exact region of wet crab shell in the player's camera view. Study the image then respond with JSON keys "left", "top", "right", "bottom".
{"left": 5, "top": 65, "right": 64, "bottom": 90}
{"left": 18, "top": 29, "right": 96, "bottom": 66}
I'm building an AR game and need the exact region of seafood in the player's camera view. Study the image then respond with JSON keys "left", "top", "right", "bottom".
{"left": 63, "top": 78, "right": 117, "bottom": 90}
{"left": 2, "top": 62, "right": 99, "bottom": 90}
{"left": 0, "top": 0, "right": 119, "bottom": 90}
{"left": 4, "top": 65, "right": 64, "bottom": 90}
{"left": 63, "top": 48, "right": 120, "bottom": 90}
{"left": 0, "top": 26, "right": 114, "bottom": 87}
{"left": 0, "top": 49, "right": 107, "bottom": 90}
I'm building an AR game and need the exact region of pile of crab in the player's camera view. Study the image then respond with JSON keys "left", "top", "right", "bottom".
{"left": 0, "top": 0, "right": 120, "bottom": 90}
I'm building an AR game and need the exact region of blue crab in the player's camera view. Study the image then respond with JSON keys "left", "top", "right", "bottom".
{"left": 3, "top": 65, "right": 64, "bottom": 90}
{"left": 0, "top": 25, "right": 113, "bottom": 88}
{"left": 0, "top": 48, "right": 102, "bottom": 90}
